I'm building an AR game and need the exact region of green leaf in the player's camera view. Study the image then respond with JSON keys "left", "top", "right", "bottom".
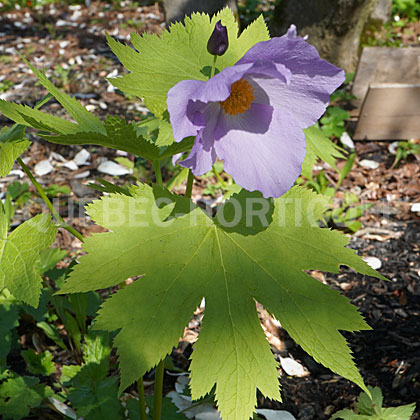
{"left": 107, "top": 9, "right": 269, "bottom": 116}
{"left": 0, "top": 375, "right": 53, "bottom": 420}
{"left": 381, "top": 403, "right": 416, "bottom": 420}
{"left": 0, "top": 294, "right": 19, "bottom": 360}
{"left": 40, "top": 115, "right": 160, "bottom": 161}
{"left": 320, "top": 107, "right": 349, "bottom": 138}
{"left": 61, "top": 365, "right": 81, "bottom": 385}
{"left": 332, "top": 386, "right": 416, "bottom": 420}
{"left": 301, "top": 125, "right": 345, "bottom": 179}
{"left": 59, "top": 185, "right": 384, "bottom": 420}
{"left": 126, "top": 396, "right": 189, "bottom": 420}
{"left": 0, "top": 100, "right": 80, "bottom": 134}
{"left": 36, "top": 321, "right": 68, "bottom": 351}
{"left": 156, "top": 113, "right": 175, "bottom": 147}
{"left": 21, "top": 287, "right": 52, "bottom": 322}
{"left": 19, "top": 55, "right": 105, "bottom": 135}
{"left": 22, "top": 349, "right": 56, "bottom": 376}
{"left": 68, "top": 376, "right": 123, "bottom": 420}
{"left": 160, "top": 136, "right": 195, "bottom": 160}
{"left": 0, "top": 210, "right": 57, "bottom": 307}
{"left": 331, "top": 409, "right": 369, "bottom": 419}
{"left": 357, "top": 386, "right": 382, "bottom": 415}
{"left": 38, "top": 247, "right": 67, "bottom": 274}
{"left": 0, "top": 126, "right": 30, "bottom": 177}
{"left": 337, "top": 153, "right": 356, "bottom": 187}
{"left": 80, "top": 330, "right": 111, "bottom": 382}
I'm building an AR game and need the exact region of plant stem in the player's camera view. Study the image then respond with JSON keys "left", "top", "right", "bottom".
{"left": 16, "top": 157, "right": 84, "bottom": 242}
{"left": 210, "top": 55, "right": 217, "bottom": 78}
{"left": 153, "top": 360, "right": 165, "bottom": 420}
{"left": 213, "top": 165, "right": 226, "bottom": 188}
{"left": 153, "top": 160, "right": 163, "bottom": 188}
{"left": 185, "top": 170, "right": 194, "bottom": 198}
{"left": 137, "top": 377, "right": 147, "bottom": 420}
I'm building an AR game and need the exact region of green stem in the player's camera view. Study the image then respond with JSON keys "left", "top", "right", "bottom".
{"left": 153, "top": 160, "right": 163, "bottom": 188}
{"left": 16, "top": 157, "right": 84, "bottom": 242}
{"left": 137, "top": 377, "right": 147, "bottom": 420}
{"left": 153, "top": 360, "right": 165, "bottom": 420}
{"left": 210, "top": 55, "right": 217, "bottom": 79}
{"left": 213, "top": 165, "right": 226, "bottom": 188}
{"left": 185, "top": 170, "right": 194, "bottom": 198}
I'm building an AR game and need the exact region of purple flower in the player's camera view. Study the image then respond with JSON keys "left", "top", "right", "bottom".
{"left": 167, "top": 25, "right": 345, "bottom": 198}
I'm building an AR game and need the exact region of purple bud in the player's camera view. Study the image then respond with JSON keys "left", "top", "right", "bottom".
{"left": 207, "top": 21, "right": 229, "bottom": 56}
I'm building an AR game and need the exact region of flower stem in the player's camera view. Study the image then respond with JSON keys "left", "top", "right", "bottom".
{"left": 16, "top": 157, "right": 84, "bottom": 242}
{"left": 153, "top": 160, "right": 163, "bottom": 188}
{"left": 185, "top": 170, "right": 194, "bottom": 198}
{"left": 210, "top": 55, "right": 217, "bottom": 79}
{"left": 137, "top": 377, "right": 147, "bottom": 420}
{"left": 213, "top": 165, "right": 226, "bottom": 188}
{"left": 153, "top": 360, "right": 165, "bottom": 420}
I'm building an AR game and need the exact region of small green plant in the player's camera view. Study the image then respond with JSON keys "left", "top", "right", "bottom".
{"left": 43, "top": 183, "right": 71, "bottom": 198}
{"left": 331, "top": 386, "right": 416, "bottom": 419}
{"left": 0, "top": 56, "right": 12, "bottom": 65}
{"left": 53, "top": 64, "right": 75, "bottom": 91}
{"left": 392, "top": 0, "right": 420, "bottom": 21}
{"left": 320, "top": 106, "right": 350, "bottom": 138}
{"left": 305, "top": 154, "right": 371, "bottom": 232}
{"left": 0, "top": 79, "right": 13, "bottom": 93}
{"left": 7, "top": 181, "right": 32, "bottom": 207}
{"left": 391, "top": 140, "right": 420, "bottom": 168}
{"left": 237, "top": 0, "right": 278, "bottom": 26}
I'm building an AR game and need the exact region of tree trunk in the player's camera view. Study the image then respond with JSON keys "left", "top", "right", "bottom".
{"left": 163, "top": 0, "right": 238, "bottom": 24}
{"left": 270, "top": 0, "right": 378, "bottom": 73}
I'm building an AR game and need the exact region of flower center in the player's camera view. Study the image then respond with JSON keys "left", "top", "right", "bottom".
{"left": 220, "top": 79, "right": 255, "bottom": 115}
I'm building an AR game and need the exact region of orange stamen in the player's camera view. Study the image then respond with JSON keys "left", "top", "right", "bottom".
{"left": 220, "top": 79, "right": 255, "bottom": 116}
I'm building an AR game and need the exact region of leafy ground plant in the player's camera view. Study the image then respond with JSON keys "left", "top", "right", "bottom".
{"left": 331, "top": 386, "right": 416, "bottom": 419}
{"left": 0, "top": 8, "right": 396, "bottom": 420}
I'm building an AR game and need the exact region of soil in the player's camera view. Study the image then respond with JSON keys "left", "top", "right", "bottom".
{"left": 0, "top": 2, "right": 419, "bottom": 419}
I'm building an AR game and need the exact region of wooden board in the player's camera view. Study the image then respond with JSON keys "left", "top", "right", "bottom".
{"left": 354, "top": 83, "right": 420, "bottom": 140}
{"left": 352, "top": 47, "right": 420, "bottom": 114}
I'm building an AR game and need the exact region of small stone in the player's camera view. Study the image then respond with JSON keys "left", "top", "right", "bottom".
{"left": 394, "top": 308, "right": 408, "bottom": 318}
{"left": 359, "top": 159, "right": 380, "bottom": 169}
{"left": 340, "top": 282, "right": 353, "bottom": 291}
{"left": 73, "top": 149, "right": 90, "bottom": 166}
{"left": 410, "top": 203, "right": 420, "bottom": 213}
{"left": 73, "top": 170, "right": 90, "bottom": 179}
{"left": 97, "top": 160, "right": 131, "bottom": 176}
{"left": 34, "top": 160, "right": 53, "bottom": 176}
{"left": 388, "top": 141, "right": 399, "bottom": 155}
{"left": 63, "top": 161, "right": 78, "bottom": 171}
{"left": 340, "top": 132, "right": 355, "bottom": 149}
{"left": 280, "top": 356, "right": 310, "bottom": 377}
{"left": 256, "top": 408, "right": 296, "bottom": 420}
{"left": 362, "top": 256, "right": 382, "bottom": 270}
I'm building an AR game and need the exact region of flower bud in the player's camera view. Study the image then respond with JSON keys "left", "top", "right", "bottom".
{"left": 207, "top": 21, "right": 229, "bottom": 56}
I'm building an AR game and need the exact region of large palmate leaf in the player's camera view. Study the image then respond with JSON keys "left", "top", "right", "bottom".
{"left": 106, "top": 8, "right": 269, "bottom": 115}
{"left": 0, "top": 208, "right": 56, "bottom": 307}
{"left": 0, "top": 101, "right": 193, "bottom": 162}
{"left": 19, "top": 55, "right": 105, "bottom": 135}
{"left": 60, "top": 185, "right": 383, "bottom": 420}
{"left": 0, "top": 125, "right": 30, "bottom": 177}
{"left": 40, "top": 115, "right": 160, "bottom": 161}
{"left": 0, "top": 101, "right": 80, "bottom": 135}
{"left": 301, "top": 124, "right": 345, "bottom": 179}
